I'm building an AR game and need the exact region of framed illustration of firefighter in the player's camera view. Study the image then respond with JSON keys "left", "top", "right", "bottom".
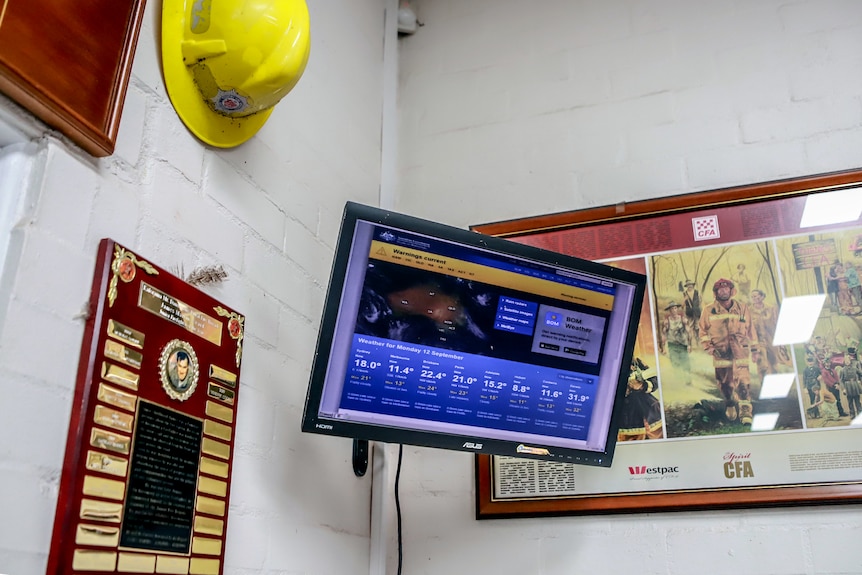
{"left": 472, "top": 168, "right": 862, "bottom": 519}
{"left": 46, "top": 239, "right": 245, "bottom": 574}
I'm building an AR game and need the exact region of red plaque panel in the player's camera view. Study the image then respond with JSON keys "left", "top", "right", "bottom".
{"left": 47, "top": 239, "right": 245, "bottom": 575}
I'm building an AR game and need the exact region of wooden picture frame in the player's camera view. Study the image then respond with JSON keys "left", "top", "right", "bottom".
{"left": 472, "top": 168, "right": 862, "bottom": 519}
{"left": 0, "top": 0, "right": 147, "bottom": 157}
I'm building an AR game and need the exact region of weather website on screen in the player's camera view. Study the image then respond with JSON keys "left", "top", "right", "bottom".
{"left": 318, "top": 220, "right": 637, "bottom": 451}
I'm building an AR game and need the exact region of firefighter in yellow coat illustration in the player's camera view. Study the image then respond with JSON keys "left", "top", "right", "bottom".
{"left": 699, "top": 278, "right": 757, "bottom": 425}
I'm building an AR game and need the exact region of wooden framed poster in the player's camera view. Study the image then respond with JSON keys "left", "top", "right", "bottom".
{"left": 46, "top": 239, "right": 245, "bottom": 574}
{"left": 473, "top": 168, "right": 862, "bottom": 518}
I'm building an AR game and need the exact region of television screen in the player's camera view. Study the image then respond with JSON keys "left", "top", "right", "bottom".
{"left": 301, "top": 202, "right": 646, "bottom": 466}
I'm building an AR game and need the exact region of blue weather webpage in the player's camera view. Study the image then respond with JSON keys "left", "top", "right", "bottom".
{"left": 329, "top": 224, "right": 620, "bottom": 444}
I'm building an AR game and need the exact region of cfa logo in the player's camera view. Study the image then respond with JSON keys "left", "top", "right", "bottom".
{"left": 723, "top": 452, "right": 755, "bottom": 478}
{"left": 724, "top": 460, "right": 754, "bottom": 478}
{"left": 462, "top": 442, "right": 483, "bottom": 449}
{"left": 692, "top": 215, "right": 720, "bottom": 242}
{"left": 544, "top": 312, "right": 561, "bottom": 327}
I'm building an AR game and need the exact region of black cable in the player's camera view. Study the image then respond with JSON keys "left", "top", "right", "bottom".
{"left": 394, "top": 443, "right": 404, "bottom": 575}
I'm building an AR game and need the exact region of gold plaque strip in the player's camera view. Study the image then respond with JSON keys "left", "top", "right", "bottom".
{"left": 94, "top": 405, "right": 135, "bottom": 433}
{"left": 203, "top": 419, "right": 231, "bottom": 442}
{"left": 104, "top": 339, "right": 143, "bottom": 369}
{"left": 102, "top": 361, "right": 140, "bottom": 391}
{"left": 205, "top": 401, "right": 233, "bottom": 424}
{"left": 207, "top": 382, "right": 235, "bottom": 405}
{"left": 107, "top": 319, "right": 146, "bottom": 349}
{"left": 155, "top": 555, "right": 189, "bottom": 574}
{"left": 82, "top": 474, "right": 126, "bottom": 501}
{"left": 191, "top": 536, "right": 222, "bottom": 556}
{"left": 86, "top": 450, "right": 129, "bottom": 478}
{"left": 208, "top": 364, "right": 236, "bottom": 387}
{"left": 118, "top": 552, "right": 156, "bottom": 573}
{"left": 76, "top": 523, "right": 120, "bottom": 547}
{"left": 193, "top": 515, "right": 224, "bottom": 536}
{"left": 139, "top": 282, "right": 223, "bottom": 346}
{"left": 197, "top": 475, "right": 227, "bottom": 497}
{"left": 80, "top": 498, "right": 123, "bottom": 523}
{"left": 201, "top": 437, "right": 230, "bottom": 460}
{"left": 195, "top": 495, "right": 226, "bottom": 517}
{"left": 97, "top": 382, "right": 137, "bottom": 412}
{"left": 189, "top": 557, "right": 220, "bottom": 575}
{"left": 199, "top": 456, "right": 229, "bottom": 479}
{"left": 90, "top": 427, "right": 131, "bottom": 455}
{"left": 72, "top": 549, "right": 117, "bottom": 571}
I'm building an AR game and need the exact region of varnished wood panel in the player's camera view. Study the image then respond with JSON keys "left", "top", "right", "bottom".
{"left": 0, "top": 0, "right": 146, "bottom": 156}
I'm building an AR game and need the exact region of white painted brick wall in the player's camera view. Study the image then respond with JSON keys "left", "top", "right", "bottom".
{"left": 398, "top": 0, "right": 862, "bottom": 230}
{"left": 0, "top": 2, "right": 385, "bottom": 575}
{"left": 395, "top": 1, "right": 862, "bottom": 574}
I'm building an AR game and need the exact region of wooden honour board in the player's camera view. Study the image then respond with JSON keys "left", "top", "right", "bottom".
{"left": 46, "top": 239, "right": 245, "bottom": 575}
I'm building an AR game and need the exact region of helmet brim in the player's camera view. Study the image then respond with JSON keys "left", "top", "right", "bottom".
{"left": 161, "top": 0, "right": 273, "bottom": 148}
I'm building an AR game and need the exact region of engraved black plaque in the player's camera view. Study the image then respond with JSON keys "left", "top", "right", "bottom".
{"left": 119, "top": 401, "right": 203, "bottom": 553}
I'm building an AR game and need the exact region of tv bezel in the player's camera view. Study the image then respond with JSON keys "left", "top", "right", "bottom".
{"left": 301, "top": 202, "right": 646, "bottom": 467}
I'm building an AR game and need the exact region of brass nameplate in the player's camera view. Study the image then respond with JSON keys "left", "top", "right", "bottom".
{"left": 85, "top": 450, "right": 128, "bottom": 478}
{"left": 107, "top": 319, "right": 145, "bottom": 349}
{"left": 102, "top": 361, "right": 140, "bottom": 391}
{"left": 80, "top": 498, "right": 123, "bottom": 523}
{"left": 97, "top": 382, "right": 137, "bottom": 412}
{"left": 197, "top": 476, "right": 227, "bottom": 498}
{"left": 117, "top": 552, "right": 156, "bottom": 573}
{"left": 82, "top": 475, "right": 126, "bottom": 501}
{"left": 104, "top": 339, "right": 143, "bottom": 369}
{"left": 72, "top": 549, "right": 117, "bottom": 571}
{"left": 139, "top": 282, "right": 223, "bottom": 346}
{"left": 201, "top": 437, "right": 230, "bottom": 460}
{"left": 155, "top": 555, "right": 189, "bottom": 574}
{"left": 76, "top": 523, "right": 120, "bottom": 547}
{"left": 195, "top": 495, "right": 225, "bottom": 517}
{"left": 191, "top": 536, "right": 222, "bottom": 556}
{"left": 189, "top": 557, "right": 220, "bottom": 575}
{"left": 199, "top": 456, "right": 229, "bottom": 479}
{"left": 94, "top": 405, "right": 135, "bottom": 433}
{"left": 207, "top": 382, "right": 235, "bottom": 405}
{"left": 90, "top": 428, "right": 130, "bottom": 455}
{"left": 203, "top": 419, "right": 231, "bottom": 442}
{"left": 193, "top": 515, "right": 224, "bottom": 536}
{"left": 208, "top": 364, "right": 236, "bottom": 388}
{"left": 205, "top": 401, "right": 233, "bottom": 423}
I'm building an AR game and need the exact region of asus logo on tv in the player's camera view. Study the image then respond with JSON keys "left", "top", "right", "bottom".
{"left": 315, "top": 423, "right": 334, "bottom": 430}
{"left": 462, "top": 442, "right": 483, "bottom": 449}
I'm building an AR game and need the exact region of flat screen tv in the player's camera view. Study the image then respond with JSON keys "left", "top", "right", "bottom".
{"left": 301, "top": 202, "right": 646, "bottom": 467}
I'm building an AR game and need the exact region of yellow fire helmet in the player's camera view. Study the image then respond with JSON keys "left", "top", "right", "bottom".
{"left": 162, "top": 0, "right": 311, "bottom": 148}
